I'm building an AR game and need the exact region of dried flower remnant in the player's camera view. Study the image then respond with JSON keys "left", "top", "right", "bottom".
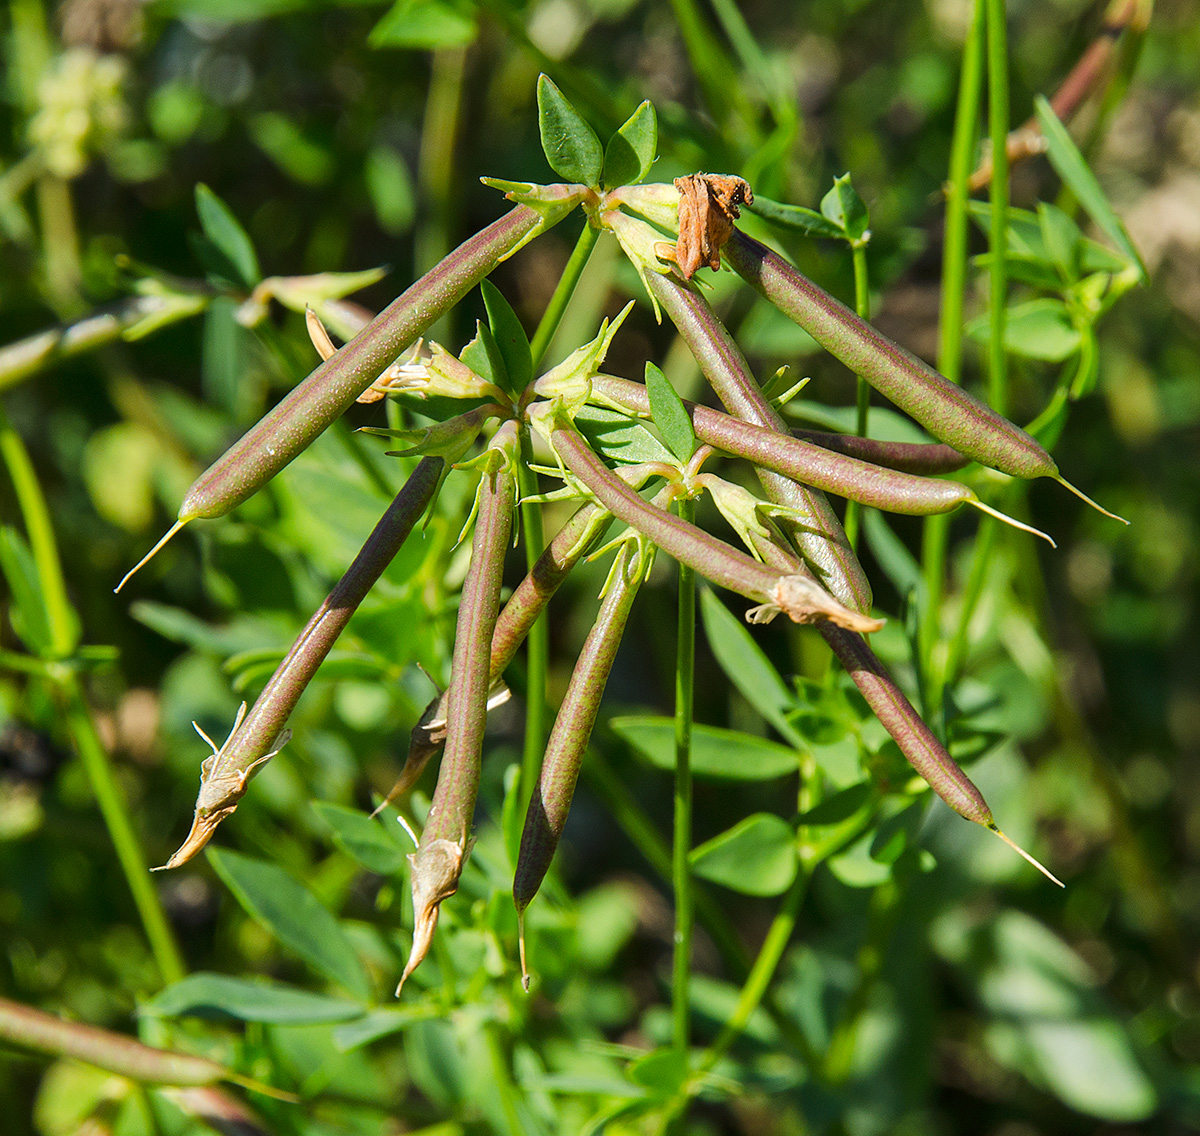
{"left": 657, "top": 174, "right": 754, "bottom": 279}
{"left": 397, "top": 835, "right": 471, "bottom": 995}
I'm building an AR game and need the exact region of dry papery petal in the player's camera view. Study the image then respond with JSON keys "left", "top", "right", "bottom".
{"left": 746, "top": 574, "right": 884, "bottom": 633}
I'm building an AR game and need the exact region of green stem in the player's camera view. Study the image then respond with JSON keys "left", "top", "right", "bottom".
{"left": 986, "top": 0, "right": 1011, "bottom": 417}
{"left": 697, "top": 869, "right": 812, "bottom": 1075}
{"left": 672, "top": 497, "right": 696, "bottom": 1061}
{"left": 0, "top": 403, "right": 184, "bottom": 984}
{"left": 843, "top": 242, "right": 872, "bottom": 550}
{"left": 528, "top": 220, "right": 599, "bottom": 370}
{"left": 921, "top": 0, "right": 985, "bottom": 723}
{"left": 64, "top": 679, "right": 187, "bottom": 985}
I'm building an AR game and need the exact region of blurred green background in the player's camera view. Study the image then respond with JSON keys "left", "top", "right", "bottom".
{"left": 1, "top": 1, "right": 1198, "bottom": 1133}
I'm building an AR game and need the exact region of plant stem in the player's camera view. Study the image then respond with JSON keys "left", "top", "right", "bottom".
{"left": 986, "top": 0, "right": 1011, "bottom": 417}
{"left": 843, "top": 242, "right": 872, "bottom": 550}
{"left": 64, "top": 682, "right": 188, "bottom": 985}
{"left": 672, "top": 497, "right": 696, "bottom": 1060}
{"left": 922, "top": 0, "right": 985, "bottom": 723}
{"left": 0, "top": 405, "right": 184, "bottom": 983}
{"left": 529, "top": 220, "right": 599, "bottom": 370}
{"left": 517, "top": 448, "right": 549, "bottom": 818}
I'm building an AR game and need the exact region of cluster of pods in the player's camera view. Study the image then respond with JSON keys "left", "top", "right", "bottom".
{"left": 123, "top": 168, "right": 1119, "bottom": 994}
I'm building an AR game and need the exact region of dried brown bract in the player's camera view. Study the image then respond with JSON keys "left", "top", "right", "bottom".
{"left": 665, "top": 174, "right": 753, "bottom": 280}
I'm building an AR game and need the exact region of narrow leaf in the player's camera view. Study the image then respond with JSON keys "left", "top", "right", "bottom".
{"left": 0, "top": 526, "right": 54, "bottom": 656}
{"left": 460, "top": 320, "right": 510, "bottom": 392}
{"left": 1033, "top": 96, "right": 1146, "bottom": 282}
{"left": 194, "top": 184, "right": 260, "bottom": 287}
{"left": 644, "top": 362, "right": 695, "bottom": 462}
{"left": 602, "top": 100, "right": 657, "bottom": 188}
{"left": 698, "top": 589, "right": 802, "bottom": 746}
{"left": 143, "top": 973, "right": 364, "bottom": 1024}
{"left": 537, "top": 74, "right": 603, "bottom": 187}
{"left": 480, "top": 279, "right": 532, "bottom": 391}
{"left": 313, "top": 801, "right": 408, "bottom": 875}
{"left": 612, "top": 716, "right": 798, "bottom": 780}
{"left": 208, "top": 848, "right": 372, "bottom": 999}
{"left": 369, "top": 0, "right": 478, "bottom": 49}
{"left": 690, "top": 813, "right": 798, "bottom": 896}
{"left": 745, "top": 196, "right": 844, "bottom": 239}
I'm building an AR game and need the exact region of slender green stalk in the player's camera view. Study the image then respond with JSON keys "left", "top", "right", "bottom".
{"left": 529, "top": 220, "right": 599, "bottom": 369}
{"left": 697, "top": 869, "right": 810, "bottom": 1075}
{"left": 64, "top": 685, "right": 188, "bottom": 984}
{"left": 922, "top": 0, "right": 986, "bottom": 721}
{"left": 517, "top": 449, "right": 549, "bottom": 818}
{"left": 0, "top": 404, "right": 184, "bottom": 983}
{"left": 844, "top": 242, "right": 872, "bottom": 549}
{"left": 672, "top": 497, "right": 696, "bottom": 1060}
{"left": 0, "top": 405, "right": 76, "bottom": 655}
{"left": 986, "top": 0, "right": 1011, "bottom": 416}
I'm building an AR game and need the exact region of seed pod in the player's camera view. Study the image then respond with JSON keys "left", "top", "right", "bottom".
{"left": 550, "top": 415, "right": 881, "bottom": 632}
{"left": 725, "top": 229, "right": 1121, "bottom": 529}
{"left": 590, "top": 374, "right": 1051, "bottom": 542}
{"left": 790, "top": 430, "right": 968, "bottom": 476}
{"left": 156, "top": 457, "right": 443, "bottom": 869}
{"left": 117, "top": 206, "right": 547, "bottom": 592}
{"left": 642, "top": 268, "right": 874, "bottom": 614}
{"left": 399, "top": 423, "right": 518, "bottom": 994}
{"left": 372, "top": 501, "right": 612, "bottom": 814}
{"left": 513, "top": 541, "right": 647, "bottom": 988}
{"left": 0, "top": 996, "right": 227, "bottom": 1087}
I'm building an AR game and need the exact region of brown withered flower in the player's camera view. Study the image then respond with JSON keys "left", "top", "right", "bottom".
{"left": 664, "top": 174, "right": 753, "bottom": 280}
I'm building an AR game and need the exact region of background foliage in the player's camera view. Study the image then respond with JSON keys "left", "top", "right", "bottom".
{"left": 1, "top": 0, "right": 1198, "bottom": 1133}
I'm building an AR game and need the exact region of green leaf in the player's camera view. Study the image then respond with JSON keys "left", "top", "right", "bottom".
{"left": 967, "top": 299, "right": 1082, "bottom": 362}
{"left": 194, "top": 184, "right": 260, "bottom": 288}
{"left": 574, "top": 405, "right": 674, "bottom": 466}
{"left": 826, "top": 830, "right": 893, "bottom": 888}
{"left": 249, "top": 112, "right": 333, "bottom": 186}
{"left": 820, "top": 173, "right": 869, "bottom": 243}
{"left": 1037, "top": 202, "right": 1083, "bottom": 282}
{"left": 143, "top": 973, "right": 364, "bottom": 1024}
{"left": 481, "top": 279, "right": 532, "bottom": 392}
{"left": 369, "top": 0, "right": 478, "bottom": 50}
{"left": 312, "top": 801, "right": 408, "bottom": 875}
{"left": 747, "top": 196, "right": 844, "bottom": 239}
{"left": 536, "top": 75, "right": 603, "bottom": 187}
{"left": 460, "top": 320, "right": 510, "bottom": 392}
{"left": 612, "top": 716, "right": 799, "bottom": 780}
{"left": 690, "top": 813, "right": 798, "bottom": 896}
{"left": 699, "top": 589, "right": 802, "bottom": 746}
{"left": 208, "top": 848, "right": 372, "bottom": 999}
{"left": 0, "top": 526, "right": 54, "bottom": 656}
{"left": 1034, "top": 96, "right": 1146, "bottom": 282}
{"left": 602, "top": 100, "right": 657, "bottom": 188}
{"left": 333, "top": 1006, "right": 441, "bottom": 1052}
{"left": 644, "top": 362, "right": 695, "bottom": 462}
{"left": 628, "top": 1048, "right": 688, "bottom": 1098}
{"left": 365, "top": 145, "right": 416, "bottom": 235}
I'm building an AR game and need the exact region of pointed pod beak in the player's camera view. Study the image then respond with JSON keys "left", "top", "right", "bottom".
{"left": 151, "top": 806, "right": 235, "bottom": 871}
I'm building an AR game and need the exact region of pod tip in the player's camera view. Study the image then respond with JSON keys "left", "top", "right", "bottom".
{"left": 1054, "top": 476, "right": 1128, "bottom": 525}
{"left": 969, "top": 499, "right": 1057, "bottom": 548}
{"left": 990, "top": 825, "right": 1065, "bottom": 887}
{"left": 114, "top": 519, "right": 189, "bottom": 594}
{"left": 517, "top": 909, "right": 531, "bottom": 993}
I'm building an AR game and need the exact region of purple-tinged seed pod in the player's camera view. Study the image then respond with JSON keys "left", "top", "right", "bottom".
{"left": 642, "top": 269, "right": 874, "bottom": 615}
{"left": 117, "top": 206, "right": 551, "bottom": 593}
{"left": 590, "top": 375, "right": 1052, "bottom": 542}
{"left": 372, "top": 502, "right": 612, "bottom": 814}
{"left": 551, "top": 416, "right": 881, "bottom": 632}
{"left": 790, "top": 430, "right": 968, "bottom": 477}
{"left": 513, "top": 541, "right": 646, "bottom": 988}
{"left": 399, "top": 423, "right": 519, "bottom": 994}
{"left": 747, "top": 535, "right": 1062, "bottom": 885}
{"left": 0, "top": 996, "right": 228, "bottom": 1088}
{"left": 156, "top": 457, "right": 443, "bottom": 870}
